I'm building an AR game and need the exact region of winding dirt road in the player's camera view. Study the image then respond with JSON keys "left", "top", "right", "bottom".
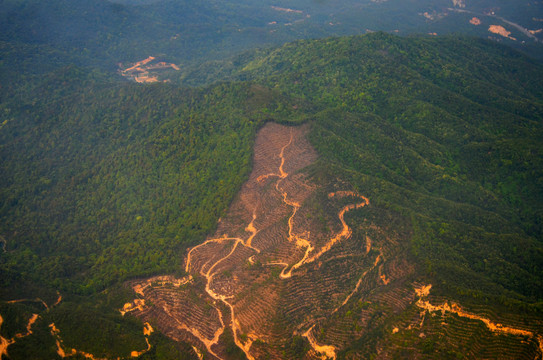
{"left": 119, "top": 122, "right": 541, "bottom": 359}
{"left": 0, "top": 294, "right": 58, "bottom": 358}
{"left": 413, "top": 284, "right": 543, "bottom": 358}
{"left": 0, "top": 312, "right": 39, "bottom": 358}
{"left": 122, "top": 123, "right": 378, "bottom": 359}
{"left": 1, "top": 290, "right": 150, "bottom": 359}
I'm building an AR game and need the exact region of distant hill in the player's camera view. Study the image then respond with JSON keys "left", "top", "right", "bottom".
{"left": 1, "top": 0, "right": 542, "bottom": 78}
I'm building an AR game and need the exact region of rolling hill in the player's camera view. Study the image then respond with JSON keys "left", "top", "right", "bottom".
{"left": 1, "top": 0, "right": 542, "bottom": 81}
{"left": 1, "top": 30, "right": 543, "bottom": 358}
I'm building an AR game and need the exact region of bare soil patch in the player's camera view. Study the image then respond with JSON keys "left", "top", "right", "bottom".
{"left": 122, "top": 123, "right": 420, "bottom": 359}
{"left": 119, "top": 122, "right": 541, "bottom": 359}
{"left": 489, "top": 25, "right": 517, "bottom": 40}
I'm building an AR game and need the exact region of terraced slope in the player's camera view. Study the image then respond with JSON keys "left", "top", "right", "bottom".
{"left": 2, "top": 33, "right": 543, "bottom": 359}
{"left": 119, "top": 122, "right": 542, "bottom": 359}
{"left": 121, "top": 123, "right": 379, "bottom": 358}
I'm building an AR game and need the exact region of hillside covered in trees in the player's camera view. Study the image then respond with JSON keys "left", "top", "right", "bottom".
{"left": 1, "top": 21, "right": 543, "bottom": 360}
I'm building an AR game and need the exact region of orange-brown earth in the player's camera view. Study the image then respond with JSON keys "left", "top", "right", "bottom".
{"left": 0, "top": 290, "right": 152, "bottom": 359}
{"left": 119, "top": 57, "right": 180, "bottom": 83}
{"left": 48, "top": 320, "right": 154, "bottom": 360}
{"left": 49, "top": 323, "right": 100, "bottom": 360}
{"left": 415, "top": 285, "right": 535, "bottom": 339}
{"left": 410, "top": 285, "right": 543, "bottom": 359}
{"left": 489, "top": 25, "right": 517, "bottom": 40}
{"left": 0, "top": 313, "right": 38, "bottom": 359}
{"left": 0, "top": 296, "right": 51, "bottom": 359}
{"left": 1, "top": 123, "right": 536, "bottom": 358}
{"left": 122, "top": 123, "right": 419, "bottom": 359}
{"left": 122, "top": 123, "right": 541, "bottom": 359}
{"left": 470, "top": 17, "right": 482, "bottom": 26}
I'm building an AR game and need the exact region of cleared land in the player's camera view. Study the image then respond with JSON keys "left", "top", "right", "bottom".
{"left": 121, "top": 123, "right": 542, "bottom": 359}
{"left": 122, "top": 123, "right": 408, "bottom": 359}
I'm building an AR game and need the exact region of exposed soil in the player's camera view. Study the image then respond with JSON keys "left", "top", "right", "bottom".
{"left": 119, "top": 56, "right": 180, "bottom": 83}
{"left": 50, "top": 320, "right": 153, "bottom": 359}
{"left": 0, "top": 295, "right": 107, "bottom": 360}
{"left": 0, "top": 294, "right": 60, "bottom": 358}
{"left": 470, "top": 17, "right": 482, "bottom": 25}
{"left": 121, "top": 123, "right": 542, "bottom": 358}
{"left": 0, "top": 314, "right": 12, "bottom": 359}
{"left": 52, "top": 292, "right": 62, "bottom": 307}
{"left": 130, "top": 323, "right": 154, "bottom": 357}
{"left": 7, "top": 298, "right": 49, "bottom": 310}
{"left": 0, "top": 312, "right": 39, "bottom": 358}
{"left": 4, "top": 122, "right": 533, "bottom": 359}
{"left": 271, "top": 6, "right": 303, "bottom": 14}
{"left": 449, "top": 7, "right": 538, "bottom": 41}
{"left": 2, "top": 119, "right": 538, "bottom": 358}
{"left": 0, "top": 292, "right": 150, "bottom": 359}
{"left": 488, "top": 25, "right": 517, "bottom": 40}
{"left": 49, "top": 323, "right": 101, "bottom": 359}
{"left": 303, "top": 324, "right": 336, "bottom": 360}
{"left": 414, "top": 284, "right": 541, "bottom": 346}
{"left": 122, "top": 123, "right": 420, "bottom": 359}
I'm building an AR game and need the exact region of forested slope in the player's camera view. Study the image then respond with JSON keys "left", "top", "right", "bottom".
{"left": 230, "top": 33, "right": 543, "bottom": 307}
{"left": 1, "top": 33, "right": 542, "bottom": 358}
{"left": 2, "top": 0, "right": 542, "bottom": 78}
{"left": 0, "top": 75, "right": 297, "bottom": 293}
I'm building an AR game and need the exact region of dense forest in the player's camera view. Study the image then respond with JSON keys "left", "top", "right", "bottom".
{"left": 1, "top": 0, "right": 542, "bottom": 77}
{"left": 1, "top": 2, "right": 543, "bottom": 357}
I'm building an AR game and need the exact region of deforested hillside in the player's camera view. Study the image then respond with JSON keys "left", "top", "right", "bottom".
{"left": 232, "top": 34, "right": 543, "bottom": 306}
{"left": 1, "top": 33, "right": 542, "bottom": 359}
{"left": 128, "top": 33, "right": 543, "bottom": 359}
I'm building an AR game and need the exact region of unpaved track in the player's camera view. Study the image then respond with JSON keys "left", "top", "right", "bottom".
{"left": 122, "top": 123, "right": 381, "bottom": 359}
{"left": 414, "top": 284, "right": 543, "bottom": 357}
{"left": 0, "top": 314, "right": 13, "bottom": 358}
{"left": 1, "top": 291, "right": 150, "bottom": 359}
{"left": 122, "top": 122, "right": 541, "bottom": 359}
{"left": 0, "top": 313, "right": 39, "bottom": 358}
{"left": 2, "top": 122, "right": 538, "bottom": 358}
{"left": 1, "top": 295, "right": 59, "bottom": 358}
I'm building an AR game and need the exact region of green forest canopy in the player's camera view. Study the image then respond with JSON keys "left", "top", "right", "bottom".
{"left": 1, "top": 33, "right": 543, "bottom": 358}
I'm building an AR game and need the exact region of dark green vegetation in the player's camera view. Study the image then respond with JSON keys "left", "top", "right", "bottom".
{"left": 1, "top": 0, "right": 542, "bottom": 81}
{"left": 230, "top": 34, "right": 543, "bottom": 309}
{"left": 1, "top": 77, "right": 264, "bottom": 293}
{"left": 1, "top": 7, "right": 543, "bottom": 357}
